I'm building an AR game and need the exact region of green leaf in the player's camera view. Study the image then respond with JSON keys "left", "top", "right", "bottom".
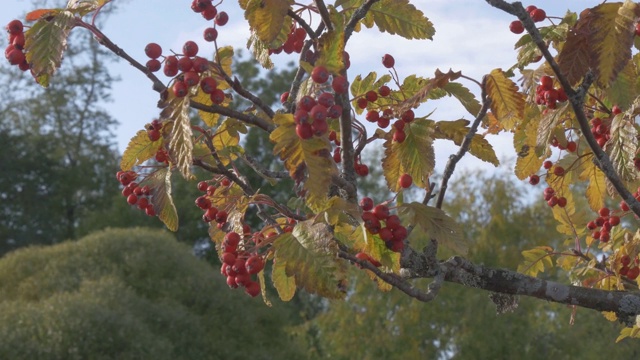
{"left": 442, "top": 82, "right": 481, "bottom": 116}
{"left": 350, "top": 72, "right": 392, "bottom": 114}
{"left": 24, "top": 10, "right": 75, "bottom": 87}
{"left": 395, "top": 69, "right": 461, "bottom": 114}
{"left": 608, "top": 113, "right": 639, "bottom": 182}
{"left": 162, "top": 90, "right": 194, "bottom": 180}
{"left": 514, "top": 115, "right": 543, "bottom": 180}
{"left": 120, "top": 130, "right": 163, "bottom": 171}
{"left": 270, "top": 114, "right": 337, "bottom": 211}
{"left": 66, "top": 0, "right": 110, "bottom": 16}
{"left": 517, "top": 246, "right": 554, "bottom": 277}
{"left": 212, "top": 119, "right": 244, "bottom": 166}
{"left": 398, "top": 202, "right": 467, "bottom": 255}
{"left": 485, "top": 68, "right": 525, "bottom": 131}
{"left": 273, "top": 222, "right": 346, "bottom": 299}
{"left": 139, "top": 167, "right": 178, "bottom": 232}
{"left": 368, "top": 0, "right": 435, "bottom": 40}
{"left": 433, "top": 119, "right": 499, "bottom": 166}
{"left": 272, "top": 260, "right": 296, "bottom": 301}
{"left": 316, "top": 9, "right": 346, "bottom": 74}
{"left": 382, "top": 119, "right": 435, "bottom": 191}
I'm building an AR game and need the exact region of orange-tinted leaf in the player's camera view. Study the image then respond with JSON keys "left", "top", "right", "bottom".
{"left": 396, "top": 69, "right": 461, "bottom": 114}
{"left": 25, "top": 9, "right": 60, "bottom": 21}
{"left": 139, "top": 167, "right": 178, "bottom": 232}
{"left": 484, "top": 69, "right": 524, "bottom": 131}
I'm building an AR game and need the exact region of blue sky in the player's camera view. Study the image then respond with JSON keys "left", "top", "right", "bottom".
{"left": 2, "top": 0, "right": 604, "bottom": 177}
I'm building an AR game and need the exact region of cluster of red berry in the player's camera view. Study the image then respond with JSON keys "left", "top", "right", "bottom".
{"left": 359, "top": 197, "right": 407, "bottom": 252}
{"left": 589, "top": 116, "right": 612, "bottom": 149}
{"left": 5, "top": 20, "right": 29, "bottom": 72}
{"left": 509, "top": 5, "right": 547, "bottom": 34}
{"left": 270, "top": 26, "right": 307, "bottom": 55}
{"left": 535, "top": 75, "right": 568, "bottom": 109}
{"left": 219, "top": 231, "right": 264, "bottom": 297}
{"left": 619, "top": 254, "right": 640, "bottom": 280}
{"left": 146, "top": 119, "right": 163, "bottom": 141}
{"left": 292, "top": 65, "right": 349, "bottom": 140}
{"left": 116, "top": 171, "right": 156, "bottom": 217}
{"left": 542, "top": 186, "right": 567, "bottom": 208}
{"left": 586, "top": 207, "right": 620, "bottom": 243}
{"left": 191, "top": 0, "right": 228, "bottom": 24}
{"left": 195, "top": 180, "right": 228, "bottom": 226}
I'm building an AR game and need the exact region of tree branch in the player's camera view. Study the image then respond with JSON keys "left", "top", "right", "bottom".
{"left": 314, "top": 0, "right": 334, "bottom": 31}
{"left": 435, "top": 81, "right": 490, "bottom": 209}
{"left": 344, "top": 0, "right": 380, "bottom": 42}
{"left": 287, "top": 9, "right": 318, "bottom": 40}
{"left": 190, "top": 101, "right": 274, "bottom": 132}
{"left": 485, "top": 0, "right": 640, "bottom": 218}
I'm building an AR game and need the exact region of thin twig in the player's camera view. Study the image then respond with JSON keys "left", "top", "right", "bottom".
{"left": 190, "top": 101, "right": 274, "bottom": 132}
{"left": 344, "top": 0, "right": 381, "bottom": 42}
{"left": 241, "top": 154, "right": 290, "bottom": 179}
{"left": 314, "top": 0, "right": 334, "bottom": 31}
{"left": 288, "top": 9, "right": 318, "bottom": 40}
{"left": 435, "top": 80, "right": 491, "bottom": 209}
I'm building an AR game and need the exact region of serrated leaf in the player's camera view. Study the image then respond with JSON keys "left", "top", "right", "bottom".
{"left": 580, "top": 159, "right": 607, "bottom": 211}
{"left": 272, "top": 260, "right": 296, "bottom": 301}
{"left": 591, "top": 1, "right": 638, "bottom": 88}
{"left": 139, "top": 167, "right": 178, "bottom": 232}
{"left": 120, "top": 130, "right": 163, "bottom": 171}
{"left": 433, "top": 119, "right": 499, "bottom": 166}
{"left": 319, "top": 196, "right": 361, "bottom": 226}
{"left": 350, "top": 72, "right": 389, "bottom": 114}
{"left": 162, "top": 91, "right": 194, "bottom": 179}
{"left": 557, "top": 9, "right": 595, "bottom": 85}
{"left": 442, "top": 82, "right": 481, "bottom": 116}
{"left": 214, "top": 46, "right": 234, "bottom": 89}
{"left": 485, "top": 69, "right": 525, "bottom": 131}
{"left": 367, "top": 0, "right": 435, "bottom": 40}
{"left": 535, "top": 102, "right": 571, "bottom": 157}
{"left": 270, "top": 114, "right": 337, "bottom": 211}
{"left": 335, "top": 224, "right": 400, "bottom": 273}
{"left": 24, "top": 11, "right": 75, "bottom": 87}
{"left": 513, "top": 24, "right": 568, "bottom": 70}
{"left": 316, "top": 9, "right": 346, "bottom": 74}
{"left": 607, "top": 58, "right": 638, "bottom": 109}
{"left": 382, "top": 119, "right": 434, "bottom": 191}
{"left": 398, "top": 202, "right": 467, "bottom": 255}
{"left": 244, "top": 0, "right": 292, "bottom": 44}
{"left": 517, "top": 246, "right": 554, "bottom": 277}
{"left": 396, "top": 69, "right": 461, "bottom": 114}
{"left": 608, "top": 114, "right": 638, "bottom": 181}
{"left": 273, "top": 223, "right": 346, "bottom": 299}
{"left": 212, "top": 119, "right": 243, "bottom": 166}
{"left": 513, "top": 112, "right": 543, "bottom": 179}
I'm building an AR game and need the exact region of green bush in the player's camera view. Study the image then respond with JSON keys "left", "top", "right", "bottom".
{"left": 0, "top": 228, "right": 304, "bottom": 360}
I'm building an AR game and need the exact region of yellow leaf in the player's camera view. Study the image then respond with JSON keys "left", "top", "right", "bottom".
{"left": 517, "top": 246, "right": 554, "bottom": 277}
{"left": 244, "top": 0, "right": 292, "bottom": 44}
{"left": 139, "top": 167, "right": 178, "bottom": 232}
{"left": 442, "top": 82, "right": 482, "bottom": 116}
{"left": 591, "top": 1, "right": 638, "bottom": 88}
{"left": 270, "top": 114, "right": 337, "bottom": 211}
{"left": 257, "top": 270, "right": 272, "bottom": 306}
{"left": 162, "top": 91, "right": 194, "bottom": 180}
{"left": 433, "top": 119, "right": 498, "bottom": 166}
{"left": 514, "top": 116, "right": 543, "bottom": 180}
{"left": 535, "top": 102, "right": 571, "bottom": 157}
{"left": 120, "top": 130, "right": 163, "bottom": 171}
{"left": 580, "top": 159, "right": 607, "bottom": 211}
{"left": 272, "top": 259, "right": 296, "bottom": 301}
{"left": 316, "top": 10, "right": 346, "bottom": 74}
{"left": 382, "top": 119, "right": 435, "bottom": 191}
{"left": 608, "top": 114, "right": 639, "bottom": 181}
{"left": 369, "top": 0, "right": 435, "bottom": 40}
{"left": 396, "top": 69, "right": 461, "bottom": 114}
{"left": 602, "top": 311, "right": 618, "bottom": 322}
{"left": 484, "top": 68, "right": 525, "bottom": 131}
{"left": 212, "top": 119, "right": 243, "bottom": 166}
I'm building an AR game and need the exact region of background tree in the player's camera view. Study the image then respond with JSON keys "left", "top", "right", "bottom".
{"left": 0, "top": 227, "right": 305, "bottom": 360}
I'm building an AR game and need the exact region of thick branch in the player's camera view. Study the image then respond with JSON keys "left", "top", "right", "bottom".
{"left": 485, "top": 0, "right": 640, "bottom": 218}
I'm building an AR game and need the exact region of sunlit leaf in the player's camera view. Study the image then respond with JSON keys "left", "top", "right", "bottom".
{"left": 367, "top": 0, "right": 435, "bottom": 40}
{"left": 139, "top": 167, "right": 178, "bottom": 232}
{"left": 398, "top": 202, "right": 467, "bottom": 255}
{"left": 535, "top": 102, "right": 571, "bottom": 157}
{"left": 316, "top": 9, "right": 346, "bottom": 74}
{"left": 608, "top": 113, "right": 638, "bottom": 182}
{"left": 382, "top": 119, "right": 435, "bottom": 191}
{"left": 484, "top": 69, "right": 525, "bottom": 131}
{"left": 395, "top": 69, "right": 461, "bottom": 114}
{"left": 514, "top": 116, "right": 543, "bottom": 180}
{"left": 442, "top": 82, "right": 481, "bottom": 116}
{"left": 24, "top": 11, "right": 75, "bottom": 87}
{"left": 25, "top": 8, "right": 61, "bottom": 21}
{"left": 120, "top": 130, "right": 163, "bottom": 171}
{"left": 433, "top": 119, "right": 499, "bottom": 166}
{"left": 244, "top": 0, "right": 292, "bottom": 44}
{"left": 517, "top": 246, "right": 554, "bottom": 277}
{"left": 580, "top": 158, "right": 607, "bottom": 212}
{"left": 272, "top": 260, "right": 296, "bottom": 301}
{"left": 212, "top": 119, "right": 243, "bottom": 166}
{"left": 350, "top": 72, "right": 392, "bottom": 114}
{"left": 162, "top": 91, "right": 194, "bottom": 180}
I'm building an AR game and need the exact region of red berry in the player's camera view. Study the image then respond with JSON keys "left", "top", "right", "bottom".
{"left": 215, "top": 11, "right": 229, "bottom": 26}
{"left": 195, "top": 196, "right": 211, "bottom": 209}
{"left": 525, "top": 5, "right": 537, "bottom": 12}
{"left": 210, "top": 89, "right": 226, "bottom": 104}
{"left": 182, "top": 41, "right": 199, "bottom": 57}
{"left": 528, "top": 174, "right": 540, "bottom": 185}
{"left": 621, "top": 255, "right": 632, "bottom": 267}
{"left": 192, "top": 57, "right": 209, "bottom": 73}
{"left": 379, "top": 85, "right": 391, "bottom": 97}
{"left": 509, "top": 20, "right": 524, "bottom": 34}
{"left": 226, "top": 276, "right": 239, "bottom": 288}
{"left": 296, "top": 123, "right": 313, "bottom": 139}
{"left": 547, "top": 196, "right": 558, "bottom": 207}
{"left": 298, "top": 96, "right": 316, "bottom": 111}
{"left": 204, "top": 27, "right": 218, "bottom": 42}
{"left": 356, "top": 97, "right": 368, "bottom": 109}
{"left": 553, "top": 166, "right": 565, "bottom": 177}
{"left": 539, "top": 76, "right": 553, "bottom": 91}
{"left": 332, "top": 76, "right": 349, "bottom": 94}
{"left": 355, "top": 163, "right": 369, "bottom": 177}
{"left": 6, "top": 20, "right": 23, "bottom": 35}
{"left": 172, "top": 81, "right": 188, "bottom": 97}
{"left": 598, "top": 207, "right": 610, "bottom": 217}
{"left": 197, "top": 181, "right": 208, "bottom": 192}
{"left": 359, "top": 197, "right": 374, "bottom": 211}
{"left": 245, "top": 281, "right": 261, "bottom": 297}
{"left": 566, "top": 141, "right": 577, "bottom": 153}
{"left": 620, "top": 201, "right": 630, "bottom": 211}
{"left": 399, "top": 173, "right": 412, "bottom": 189}
{"left": 221, "top": 178, "right": 231, "bottom": 187}
{"left": 587, "top": 221, "right": 597, "bottom": 230}
{"left": 146, "top": 59, "right": 161, "bottom": 72}
{"left": 311, "top": 65, "right": 329, "bottom": 84}
{"left": 177, "top": 56, "right": 193, "bottom": 72}
{"left": 557, "top": 197, "right": 567, "bottom": 208}
{"left": 612, "top": 105, "right": 622, "bottom": 115}
{"left": 183, "top": 71, "right": 200, "bottom": 87}
{"left": 200, "top": 76, "right": 217, "bottom": 94}
{"left": 386, "top": 215, "right": 401, "bottom": 230}
{"left": 280, "top": 91, "right": 289, "bottom": 104}
{"left": 246, "top": 256, "right": 265, "bottom": 275}
{"left": 6, "top": 49, "right": 24, "bottom": 66}
{"left": 382, "top": 54, "right": 395, "bottom": 68}
{"left": 144, "top": 43, "right": 162, "bottom": 59}
{"left": 216, "top": 210, "right": 228, "bottom": 223}
{"left": 401, "top": 110, "right": 415, "bottom": 123}
{"left": 373, "top": 204, "right": 390, "bottom": 220}
{"left": 543, "top": 160, "right": 553, "bottom": 170}
{"left": 392, "top": 226, "right": 408, "bottom": 241}
{"left": 127, "top": 194, "right": 138, "bottom": 205}
{"left": 635, "top": 23, "right": 640, "bottom": 37}
{"left": 393, "top": 129, "right": 406, "bottom": 143}
{"left": 202, "top": 4, "right": 218, "bottom": 20}
{"left": 225, "top": 232, "right": 241, "bottom": 246}
{"left": 530, "top": 8, "right": 546, "bottom": 22}
{"left": 145, "top": 205, "right": 156, "bottom": 217}
{"left": 609, "top": 216, "right": 620, "bottom": 226}
{"left": 317, "top": 92, "right": 335, "bottom": 108}
{"left": 365, "top": 110, "right": 379, "bottom": 123}
{"left": 147, "top": 129, "right": 161, "bottom": 141}
{"left": 365, "top": 90, "right": 378, "bottom": 102}
{"left": 627, "top": 267, "right": 640, "bottom": 280}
